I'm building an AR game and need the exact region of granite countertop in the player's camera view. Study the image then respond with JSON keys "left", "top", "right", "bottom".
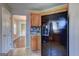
{"left": 31, "top": 32, "right": 41, "bottom": 36}
{"left": 30, "top": 26, "right": 41, "bottom": 36}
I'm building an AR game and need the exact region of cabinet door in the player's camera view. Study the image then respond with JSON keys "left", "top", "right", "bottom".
{"left": 31, "top": 36, "right": 41, "bottom": 51}
{"left": 35, "top": 14, "right": 39, "bottom": 26}
{"left": 31, "top": 36, "right": 37, "bottom": 50}
{"left": 31, "top": 13, "right": 41, "bottom": 26}
{"left": 37, "top": 14, "right": 41, "bottom": 26}
{"left": 31, "top": 14, "right": 35, "bottom": 26}
{"left": 37, "top": 36, "right": 41, "bottom": 50}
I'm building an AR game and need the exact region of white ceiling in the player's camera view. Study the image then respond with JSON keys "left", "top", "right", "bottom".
{"left": 7, "top": 3, "right": 65, "bottom": 15}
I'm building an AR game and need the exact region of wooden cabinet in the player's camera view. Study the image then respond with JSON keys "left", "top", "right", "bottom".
{"left": 31, "top": 36, "right": 41, "bottom": 51}
{"left": 31, "top": 13, "right": 41, "bottom": 26}
{"left": 37, "top": 36, "right": 41, "bottom": 50}
{"left": 31, "top": 36, "right": 37, "bottom": 50}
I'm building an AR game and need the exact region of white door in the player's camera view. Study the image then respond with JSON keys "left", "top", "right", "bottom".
{"left": 2, "top": 7, "right": 12, "bottom": 53}
{"left": 6, "top": 9, "right": 13, "bottom": 50}
{"left": 2, "top": 7, "right": 7, "bottom": 53}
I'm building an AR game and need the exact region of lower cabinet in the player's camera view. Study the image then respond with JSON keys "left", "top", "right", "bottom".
{"left": 37, "top": 36, "right": 41, "bottom": 50}
{"left": 31, "top": 36, "right": 41, "bottom": 51}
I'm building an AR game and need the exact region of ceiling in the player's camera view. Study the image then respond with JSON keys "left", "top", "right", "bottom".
{"left": 7, "top": 3, "right": 65, "bottom": 15}
{"left": 8, "top": 3, "right": 65, "bottom": 11}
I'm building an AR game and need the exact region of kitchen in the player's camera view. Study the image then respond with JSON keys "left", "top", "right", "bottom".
{"left": 0, "top": 3, "right": 69, "bottom": 56}
{"left": 30, "top": 4, "right": 68, "bottom": 56}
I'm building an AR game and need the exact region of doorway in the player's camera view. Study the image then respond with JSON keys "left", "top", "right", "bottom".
{"left": 13, "top": 15, "right": 26, "bottom": 48}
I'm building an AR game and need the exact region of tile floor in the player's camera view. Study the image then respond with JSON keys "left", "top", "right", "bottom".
{"left": 7, "top": 48, "right": 41, "bottom": 56}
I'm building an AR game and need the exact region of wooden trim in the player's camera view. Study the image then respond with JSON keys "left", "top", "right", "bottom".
{"left": 41, "top": 4, "right": 68, "bottom": 16}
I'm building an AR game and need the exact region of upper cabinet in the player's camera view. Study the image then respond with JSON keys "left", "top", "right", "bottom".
{"left": 31, "top": 13, "right": 41, "bottom": 26}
